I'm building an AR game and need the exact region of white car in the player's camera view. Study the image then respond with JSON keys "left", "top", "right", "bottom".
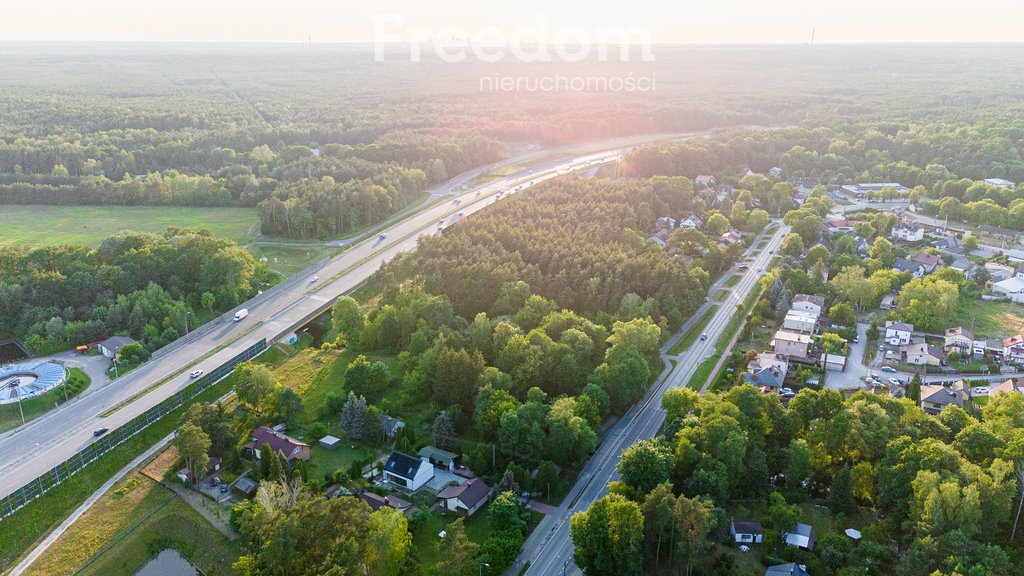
{"left": 972, "top": 387, "right": 990, "bottom": 396}
{"left": 888, "top": 377, "right": 901, "bottom": 386}
{"left": 309, "top": 276, "right": 319, "bottom": 283}
{"left": 190, "top": 369, "right": 204, "bottom": 379}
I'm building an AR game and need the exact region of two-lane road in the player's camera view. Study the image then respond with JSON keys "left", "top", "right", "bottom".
{"left": 518, "top": 224, "right": 789, "bottom": 576}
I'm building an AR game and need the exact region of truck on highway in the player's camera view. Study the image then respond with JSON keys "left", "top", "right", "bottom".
{"left": 233, "top": 308, "right": 249, "bottom": 322}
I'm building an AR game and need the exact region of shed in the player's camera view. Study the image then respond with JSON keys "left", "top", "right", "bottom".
{"left": 418, "top": 446, "right": 458, "bottom": 470}
{"left": 98, "top": 335, "right": 138, "bottom": 359}
{"left": 730, "top": 520, "right": 763, "bottom": 544}
{"left": 234, "top": 477, "right": 258, "bottom": 498}
{"left": 319, "top": 435, "right": 342, "bottom": 449}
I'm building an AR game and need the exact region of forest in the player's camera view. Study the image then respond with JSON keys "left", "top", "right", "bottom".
{"left": 0, "top": 228, "right": 272, "bottom": 354}
{"left": 571, "top": 386, "right": 1024, "bottom": 576}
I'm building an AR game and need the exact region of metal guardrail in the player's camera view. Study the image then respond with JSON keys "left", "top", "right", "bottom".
{"left": 0, "top": 339, "right": 268, "bottom": 519}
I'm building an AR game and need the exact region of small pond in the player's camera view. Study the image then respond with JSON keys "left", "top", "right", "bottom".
{"left": 134, "top": 549, "right": 201, "bottom": 576}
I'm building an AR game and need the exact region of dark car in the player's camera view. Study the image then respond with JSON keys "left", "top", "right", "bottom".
{"left": 93, "top": 428, "right": 109, "bottom": 437}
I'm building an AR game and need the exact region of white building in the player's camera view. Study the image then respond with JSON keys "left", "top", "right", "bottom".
{"left": 790, "top": 294, "right": 825, "bottom": 317}
{"left": 891, "top": 221, "right": 925, "bottom": 242}
{"left": 383, "top": 451, "right": 434, "bottom": 492}
{"left": 885, "top": 321, "right": 913, "bottom": 345}
{"left": 783, "top": 310, "right": 818, "bottom": 334}
{"left": 993, "top": 277, "right": 1024, "bottom": 303}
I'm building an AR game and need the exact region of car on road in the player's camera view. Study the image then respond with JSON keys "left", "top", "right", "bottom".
{"left": 755, "top": 267, "right": 762, "bottom": 272}
{"left": 452, "top": 199, "right": 461, "bottom": 205}
{"left": 779, "top": 388, "right": 796, "bottom": 398}
{"left": 973, "top": 386, "right": 990, "bottom": 396}
{"left": 437, "top": 220, "right": 444, "bottom": 228}
{"left": 700, "top": 333, "right": 708, "bottom": 341}
{"left": 878, "top": 344, "right": 885, "bottom": 351}
{"left": 738, "top": 264, "right": 749, "bottom": 270}
{"left": 704, "top": 296, "right": 709, "bottom": 302}
{"left": 190, "top": 369, "right": 204, "bottom": 379}
{"left": 888, "top": 377, "right": 901, "bottom": 385}
{"left": 309, "top": 275, "right": 319, "bottom": 283}
{"left": 93, "top": 428, "right": 109, "bottom": 437}
{"left": 378, "top": 233, "right": 386, "bottom": 240}
{"left": 881, "top": 366, "right": 896, "bottom": 373}
{"left": 852, "top": 337, "right": 860, "bottom": 343}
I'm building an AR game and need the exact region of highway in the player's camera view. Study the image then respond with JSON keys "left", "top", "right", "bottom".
{"left": 0, "top": 132, "right": 705, "bottom": 502}
{"left": 516, "top": 223, "right": 789, "bottom": 576}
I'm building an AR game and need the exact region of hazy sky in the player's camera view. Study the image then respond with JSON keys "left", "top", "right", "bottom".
{"left": 2, "top": 0, "right": 1023, "bottom": 44}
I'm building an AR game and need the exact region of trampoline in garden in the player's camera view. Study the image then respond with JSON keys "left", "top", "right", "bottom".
{"left": 0, "top": 362, "right": 68, "bottom": 404}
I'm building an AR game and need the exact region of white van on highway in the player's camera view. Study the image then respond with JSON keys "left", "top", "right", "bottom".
{"left": 233, "top": 308, "right": 249, "bottom": 322}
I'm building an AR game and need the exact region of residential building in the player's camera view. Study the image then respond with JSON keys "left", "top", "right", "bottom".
{"left": 378, "top": 415, "right": 406, "bottom": 439}
{"left": 766, "top": 564, "right": 810, "bottom": 576}
{"left": 720, "top": 227, "right": 744, "bottom": 246}
{"left": 985, "top": 262, "right": 1015, "bottom": 283}
{"left": 383, "top": 451, "right": 434, "bottom": 491}
{"left": 731, "top": 520, "right": 763, "bottom": 544}
{"left": 245, "top": 427, "right": 310, "bottom": 462}
{"left": 783, "top": 310, "right": 818, "bottom": 334}
{"left": 647, "top": 229, "right": 670, "bottom": 249}
{"left": 772, "top": 330, "right": 812, "bottom": 360}
{"left": 993, "top": 277, "right": 1024, "bottom": 303}
{"left": 950, "top": 257, "right": 977, "bottom": 279}
{"left": 655, "top": 216, "right": 677, "bottom": 231}
{"left": 920, "top": 384, "right": 965, "bottom": 415}
{"left": 436, "top": 478, "right": 491, "bottom": 517}
{"left": 913, "top": 253, "right": 942, "bottom": 274}
{"left": 695, "top": 175, "right": 715, "bottom": 189}
{"left": 744, "top": 353, "right": 788, "bottom": 390}
{"left": 985, "top": 178, "right": 1016, "bottom": 188}
{"left": 944, "top": 327, "right": 975, "bottom": 352}
{"left": 783, "top": 523, "right": 817, "bottom": 551}
{"left": 892, "top": 221, "right": 925, "bottom": 242}
{"left": 885, "top": 321, "right": 914, "bottom": 346}
{"left": 932, "top": 235, "right": 964, "bottom": 255}
{"left": 892, "top": 258, "right": 924, "bottom": 278}
{"left": 98, "top": 335, "right": 138, "bottom": 359}
{"left": 989, "top": 378, "right": 1024, "bottom": 397}
{"left": 678, "top": 214, "right": 704, "bottom": 229}
{"left": 979, "top": 225, "right": 1020, "bottom": 242}
{"left": 1004, "top": 336, "right": 1024, "bottom": 365}
{"left": 357, "top": 491, "right": 414, "bottom": 515}
{"left": 769, "top": 166, "right": 783, "bottom": 177}
{"left": 901, "top": 342, "right": 943, "bottom": 366}
{"left": 824, "top": 219, "right": 857, "bottom": 233}
{"left": 791, "top": 294, "right": 825, "bottom": 317}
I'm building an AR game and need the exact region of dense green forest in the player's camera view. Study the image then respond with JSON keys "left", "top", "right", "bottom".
{"left": 0, "top": 229, "right": 272, "bottom": 354}
{"left": 571, "top": 387, "right": 1024, "bottom": 576}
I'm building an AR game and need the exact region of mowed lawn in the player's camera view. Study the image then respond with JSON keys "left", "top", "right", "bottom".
{"left": 0, "top": 205, "right": 259, "bottom": 247}
{"left": 953, "top": 298, "right": 1024, "bottom": 340}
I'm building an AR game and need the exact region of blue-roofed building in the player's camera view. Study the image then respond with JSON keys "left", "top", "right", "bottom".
{"left": 383, "top": 450, "right": 434, "bottom": 491}
{"left": 766, "top": 563, "right": 810, "bottom": 576}
{"left": 0, "top": 362, "right": 67, "bottom": 403}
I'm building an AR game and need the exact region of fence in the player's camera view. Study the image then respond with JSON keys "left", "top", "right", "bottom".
{"left": 0, "top": 338, "right": 268, "bottom": 519}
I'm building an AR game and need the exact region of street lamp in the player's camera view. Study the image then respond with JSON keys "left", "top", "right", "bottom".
{"left": 6, "top": 379, "right": 25, "bottom": 425}
{"left": 480, "top": 562, "right": 490, "bottom": 576}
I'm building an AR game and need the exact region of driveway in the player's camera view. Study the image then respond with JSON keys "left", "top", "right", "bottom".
{"left": 35, "top": 350, "right": 111, "bottom": 395}
{"left": 824, "top": 323, "right": 870, "bottom": 390}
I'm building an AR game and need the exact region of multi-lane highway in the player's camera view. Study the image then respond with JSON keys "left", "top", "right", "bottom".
{"left": 0, "top": 132, "right": 706, "bottom": 501}
{"left": 517, "top": 223, "right": 789, "bottom": 576}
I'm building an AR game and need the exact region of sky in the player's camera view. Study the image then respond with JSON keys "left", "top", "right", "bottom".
{"left": 2, "top": 0, "right": 1024, "bottom": 44}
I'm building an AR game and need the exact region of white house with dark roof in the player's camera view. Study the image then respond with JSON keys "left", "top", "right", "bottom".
{"left": 437, "top": 477, "right": 491, "bottom": 517}
{"left": 951, "top": 257, "right": 977, "bottom": 279}
{"left": 383, "top": 451, "right": 434, "bottom": 492}
{"left": 731, "top": 520, "right": 763, "bottom": 543}
{"left": 884, "top": 321, "right": 913, "bottom": 345}
{"left": 892, "top": 221, "right": 924, "bottom": 242}
{"left": 791, "top": 294, "right": 825, "bottom": 317}
{"left": 98, "top": 335, "right": 138, "bottom": 359}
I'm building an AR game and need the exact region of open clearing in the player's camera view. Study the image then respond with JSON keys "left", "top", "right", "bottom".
{"left": 0, "top": 205, "right": 259, "bottom": 247}
{"left": 953, "top": 299, "right": 1024, "bottom": 340}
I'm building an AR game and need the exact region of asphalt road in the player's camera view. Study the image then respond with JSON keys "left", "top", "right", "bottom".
{"left": 0, "top": 132, "right": 707, "bottom": 502}
{"left": 516, "top": 224, "right": 789, "bottom": 576}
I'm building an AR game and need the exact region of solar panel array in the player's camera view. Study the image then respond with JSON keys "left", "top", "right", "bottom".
{"left": 0, "top": 362, "right": 67, "bottom": 402}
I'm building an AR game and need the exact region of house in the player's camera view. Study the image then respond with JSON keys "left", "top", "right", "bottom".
{"left": 914, "top": 253, "right": 943, "bottom": 274}
{"left": 647, "top": 229, "right": 670, "bottom": 249}
{"left": 985, "top": 262, "right": 1015, "bottom": 283}
{"left": 901, "top": 343, "right": 943, "bottom": 366}
{"left": 436, "top": 478, "right": 491, "bottom": 517}
{"left": 892, "top": 221, "right": 925, "bottom": 242}
{"left": 744, "top": 353, "right": 789, "bottom": 390}
{"left": 772, "top": 330, "right": 812, "bottom": 360}
{"left": 730, "top": 520, "right": 763, "bottom": 544}
{"left": 783, "top": 523, "right": 816, "bottom": 551}
{"left": 892, "top": 258, "right": 924, "bottom": 278}
{"left": 993, "top": 277, "right": 1024, "bottom": 303}
{"left": 880, "top": 292, "right": 897, "bottom": 310}
{"left": 695, "top": 175, "right": 715, "bottom": 189}
{"left": 885, "top": 321, "right": 914, "bottom": 346}
{"left": 766, "top": 564, "right": 811, "bottom": 576}
{"left": 783, "top": 310, "right": 818, "bottom": 334}
{"left": 989, "top": 378, "right": 1024, "bottom": 397}
{"left": 950, "top": 257, "right": 977, "bottom": 279}
{"left": 419, "top": 446, "right": 459, "bottom": 471}
{"left": 920, "top": 384, "right": 965, "bottom": 415}
{"left": 207, "top": 457, "right": 221, "bottom": 475}
{"left": 944, "top": 327, "right": 975, "bottom": 352}
{"left": 979, "top": 225, "right": 1020, "bottom": 243}
{"left": 245, "top": 427, "right": 310, "bottom": 461}
{"left": 720, "top": 228, "right": 744, "bottom": 246}
{"left": 769, "top": 166, "right": 783, "bottom": 177}
{"left": 985, "top": 178, "right": 1016, "bottom": 188}
{"left": 791, "top": 294, "right": 825, "bottom": 317}
{"left": 824, "top": 354, "right": 846, "bottom": 371}
{"left": 357, "top": 491, "right": 414, "bottom": 515}
{"left": 678, "top": 214, "right": 704, "bottom": 230}
{"left": 1004, "top": 336, "right": 1024, "bottom": 364}
{"left": 378, "top": 415, "right": 406, "bottom": 439}
{"left": 655, "top": 216, "right": 677, "bottom": 231}
{"left": 383, "top": 451, "right": 434, "bottom": 491}
{"left": 98, "top": 335, "right": 138, "bottom": 359}
{"left": 824, "top": 219, "right": 857, "bottom": 233}
{"left": 933, "top": 235, "right": 964, "bottom": 255}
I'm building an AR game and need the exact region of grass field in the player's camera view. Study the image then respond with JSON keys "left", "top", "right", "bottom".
{"left": 25, "top": 468, "right": 237, "bottom": 576}
{"left": 0, "top": 205, "right": 259, "bottom": 247}
{"left": 0, "top": 368, "right": 90, "bottom": 433}
{"left": 952, "top": 298, "right": 1024, "bottom": 340}
{"left": 669, "top": 305, "right": 719, "bottom": 355}
{"left": 248, "top": 243, "right": 341, "bottom": 278}
{"left": 725, "top": 275, "right": 741, "bottom": 288}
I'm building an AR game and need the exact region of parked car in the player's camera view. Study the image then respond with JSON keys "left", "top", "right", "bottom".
{"left": 878, "top": 344, "right": 885, "bottom": 351}
{"left": 881, "top": 366, "right": 897, "bottom": 373}
{"left": 888, "top": 377, "right": 901, "bottom": 385}
{"left": 973, "top": 387, "right": 990, "bottom": 396}
{"left": 852, "top": 337, "right": 860, "bottom": 343}
{"left": 93, "top": 428, "right": 109, "bottom": 437}
{"left": 190, "top": 369, "right": 204, "bottom": 379}
{"left": 779, "top": 388, "right": 796, "bottom": 398}
{"left": 220, "top": 484, "right": 229, "bottom": 493}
